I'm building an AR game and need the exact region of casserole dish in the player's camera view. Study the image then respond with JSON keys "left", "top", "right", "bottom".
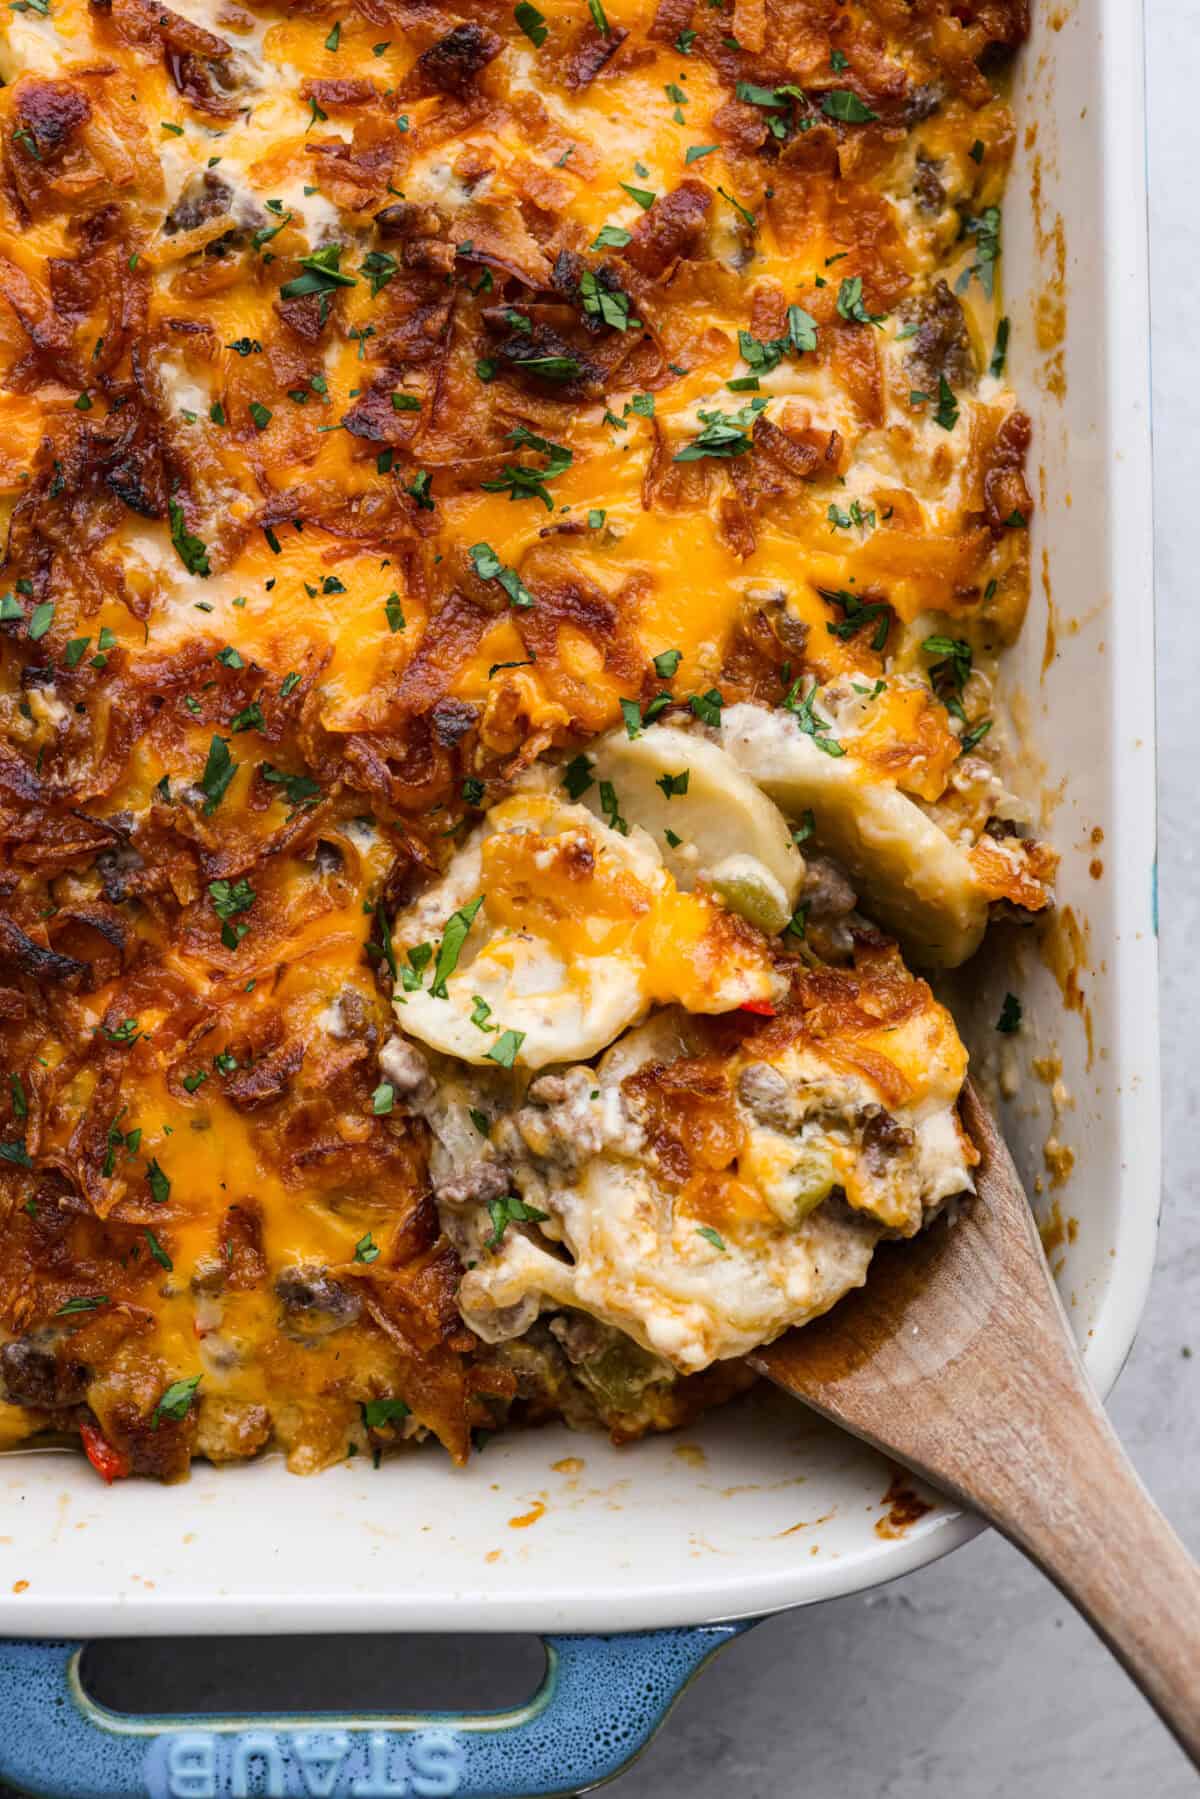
{"left": 0, "top": 0, "right": 1157, "bottom": 1791}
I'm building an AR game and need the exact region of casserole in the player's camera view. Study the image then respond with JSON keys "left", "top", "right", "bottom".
{"left": 0, "top": 0, "right": 1157, "bottom": 1789}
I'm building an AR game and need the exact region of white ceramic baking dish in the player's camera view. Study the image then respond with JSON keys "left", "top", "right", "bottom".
{"left": 0, "top": 2, "right": 1157, "bottom": 1791}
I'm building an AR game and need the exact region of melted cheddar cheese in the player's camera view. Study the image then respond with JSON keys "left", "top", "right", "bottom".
{"left": 0, "top": 0, "right": 1042, "bottom": 1478}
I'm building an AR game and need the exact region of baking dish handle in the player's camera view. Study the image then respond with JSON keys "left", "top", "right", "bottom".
{"left": 0, "top": 1623, "right": 757, "bottom": 1797}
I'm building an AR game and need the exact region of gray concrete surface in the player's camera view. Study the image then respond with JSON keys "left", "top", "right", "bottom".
{"left": 6, "top": 4, "right": 1198, "bottom": 1794}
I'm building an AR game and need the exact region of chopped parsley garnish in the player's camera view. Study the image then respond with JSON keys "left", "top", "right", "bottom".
{"left": 587, "top": 0, "right": 609, "bottom": 30}
{"left": 168, "top": 500, "right": 210, "bottom": 577}
{"left": 361, "top": 250, "right": 399, "bottom": 296}
{"left": 371, "top": 1083, "right": 394, "bottom": 1118}
{"left": 835, "top": 275, "right": 886, "bottom": 326}
{"left": 821, "top": 89, "right": 877, "bottom": 123}
{"left": 696, "top": 1225, "right": 726, "bottom": 1251}
{"left": 362, "top": 1397, "right": 409, "bottom": 1428}
{"left": 739, "top": 305, "right": 818, "bottom": 376}
{"left": 782, "top": 679, "right": 844, "bottom": 756}
{"left": 209, "top": 876, "right": 255, "bottom": 949}
{"left": 198, "top": 736, "right": 237, "bottom": 814}
{"left": 619, "top": 181, "right": 655, "bottom": 210}
{"left": 716, "top": 184, "right": 756, "bottom": 228}
{"left": 398, "top": 942, "right": 431, "bottom": 993}
{"left": 996, "top": 992, "right": 1022, "bottom": 1034}
{"left": 990, "top": 316, "right": 1011, "bottom": 379}
{"left": 819, "top": 586, "right": 892, "bottom": 652}
{"left": 686, "top": 144, "right": 717, "bottom": 163}
{"left": 101, "top": 1018, "right": 141, "bottom": 1046}
{"left": 827, "top": 500, "right": 875, "bottom": 532}
{"left": 956, "top": 206, "right": 1001, "bottom": 302}
{"left": 580, "top": 268, "right": 635, "bottom": 331}
{"left": 261, "top": 764, "right": 322, "bottom": 809}
{"left": 922, "top": 634, "right": 973, "bottom": 721}
{"left": 28, "top": 602, "right": 54, "bottom": 642}
{"left": 793, "top": 808, "right": 816, "bottom": 844}
{"left": 592, "top": 224, "right": 631, "bottom": 249}
{"left": 619, "top": 697, "right": 644, "bottom": 739}
{"left": 469, "top": 542, "right": 534, "bottom": 607}
{"left": 470, "top": 995, "right": 497, "bottom": 1032}
{"left": 514, "top": 352, "right": 584, "bottom": 381}
{"left": 430, "top": 896, "right": 484, "bottom": 997}
{"left": 689, "top": 687, "right": 724, "bottom": 726}
{"left": 248, "top": 401, "right": 271, "bottom": 431}
{"left": 932, "top": 376, "right": 959, "bottom": 431}
{"left": 959, "top": 717, "right": 993, "bottom": 754}
{"left": 145, "top": 1229, "right": 172, "bottom": 1271}
{"left": 515, "top": 0, "right": 547, "bottom": 44}
{"left": 354, "top": 1235, "right": 381, "bottom": 1269}
{"left": 57, "top": 1295, "right": 108, "bottom": 1315}
{"left": 146, "top": 1159, "right": 170, "bottom": 1204}
{"left": 562, "top": 754, "right": 593, "bottom": 800}
{"left": 674, "top": 398, "right": 765, "bottom": 462}
{"left": 485, "top": 1192, "right": 547, "bottom": 1248}
{"left": 152, "top": 1374, "right": 200, "bottom": 1429}
{"left": 598, "top": 779, "right": 627, "bottom": 834}
{"left": 656, "top": 770, "right": 689, "bottom": 798}
{"left": 481, "top": 426, "right": 573, "bottom": 508}
{"left": 280, "top": 244, "right": 357, "bottom": 301}
{"left": 786, "top": 901, "right": 810, "bottom": 938}
{"left": 404, "top": 470, "right": 435, "bottom": 511}
{"left": 230, "top": 698, "right": 264, "bottom": 733}
{"left": 654, "top": 648, "right": 682, "bottom": 679}
{"left": 0, "top": 1141, "right": 32, "bottom": 1168}
{"left": 486, "top": 1029, "right": 526, "bottom": 1070}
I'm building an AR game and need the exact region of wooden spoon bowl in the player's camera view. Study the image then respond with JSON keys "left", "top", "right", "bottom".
{"left": 749, "top": 1078, "right": 1200, "bottom": 1766}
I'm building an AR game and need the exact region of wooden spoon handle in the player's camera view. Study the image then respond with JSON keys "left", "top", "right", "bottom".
{"left": 958, "top": 1378, "right": 1200, "bottom": 1768}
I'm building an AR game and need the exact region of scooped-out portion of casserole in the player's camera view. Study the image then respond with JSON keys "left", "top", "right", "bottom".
{"left": 0, "top": 0, "right": 1049, "bottom": 1479}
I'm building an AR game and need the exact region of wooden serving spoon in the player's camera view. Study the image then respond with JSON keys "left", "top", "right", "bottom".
{"left": 748, "top": 1077, "right": 1200, "bottom": 1767}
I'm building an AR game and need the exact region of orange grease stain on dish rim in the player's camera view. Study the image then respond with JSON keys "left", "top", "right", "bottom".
{"left": 874, "top": 1473, "right": 933, "bottom": 1540}
{"left": 776, "top": 1509, "right": 836, "bottom": 1538}
{"left": 11, "top": 1580, "right": 27, "bottom": 1594}
{"left": 508, "top": 1499, "right": 546, "bottom": 1530}
{"left": 551, "top": 1457, "right": 584, "bottom": 1476}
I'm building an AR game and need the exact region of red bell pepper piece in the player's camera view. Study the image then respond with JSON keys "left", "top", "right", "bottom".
{"left": 80, "top": 1418, "right": 130, "bottom": 1485}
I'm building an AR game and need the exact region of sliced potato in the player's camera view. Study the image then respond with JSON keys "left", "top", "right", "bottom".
{"left": 720, "top": 702, "right": 987, "bottom": 967}
{"left": 587, "top": 724, "right": 804, "bottom": 932}
{"left": 390, "top": 788, "right": 781, "bottom": 1069}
